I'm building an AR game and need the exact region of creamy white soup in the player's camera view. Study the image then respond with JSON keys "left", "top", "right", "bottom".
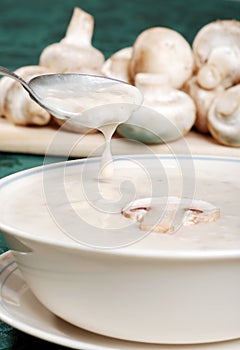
{"left": 0, "top": 156, "right": 239, "bottom": 251}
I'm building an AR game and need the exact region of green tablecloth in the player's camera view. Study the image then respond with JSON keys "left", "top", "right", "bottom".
{"left": 0, "top": 0, "right": 240, "bottom": 348}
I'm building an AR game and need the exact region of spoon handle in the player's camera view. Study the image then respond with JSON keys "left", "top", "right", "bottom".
{"left": 0, "top": 65, "right": 35, "bottom": 97}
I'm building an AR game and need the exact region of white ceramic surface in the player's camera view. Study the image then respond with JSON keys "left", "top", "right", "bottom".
{"left": 0, "top": 155, "right": 240, "bottom": 344}
{"left": 0, "top": 251, "right": 240, "bottom": 350}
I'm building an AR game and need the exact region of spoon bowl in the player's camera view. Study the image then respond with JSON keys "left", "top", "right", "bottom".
{"left": 0, "top": 66, "right": 143, "bottom": 130}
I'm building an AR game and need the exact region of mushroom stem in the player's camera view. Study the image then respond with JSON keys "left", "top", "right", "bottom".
{"left": 215, "top": 89, "right": 240, "bottom": 117}
{"left": 207, "top": 84, "right": 240, "bottom": 146}
{"left": 197, "top": 46, "right": 240, "bottom": 90}
{"left": 184, "top": 76, "right": 223, "bottom": 133}
{"left": 61, "top": 7, "right": 94, "bottom": 47}
{"left": 197, "top": 65, "right": 221, "bottom": 90}
{"left": 135, "top": 73, "right": 171, "bottom": 97}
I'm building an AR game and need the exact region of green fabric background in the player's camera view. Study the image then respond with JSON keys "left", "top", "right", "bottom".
{"left": 0, "top": 0, "right": 240, "bottom": 348}
{"left": 1, "top": 0, "right": 240, "bottom": 70}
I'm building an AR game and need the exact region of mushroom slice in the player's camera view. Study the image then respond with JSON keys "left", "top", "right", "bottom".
{"left": 39, "top": 7, "right": 105, "bottom": 74}
{"left": 0, "top": 66, "right": 51, "bottom": 126}
{"left": 130, "top": 27, "right": 194, "bottom": 89}
{"left": 101, "top": 47, "right": 133, "bottom": 83}
{"left": 193, "top": 20, "right": 240, "bottom": 89}
{"left": 184, "top": 76, "right": 223, "bottom": 133}
{"left": 121, "top": 197, "right": 220, "bottom": 234}
{"left": 208, "top": 84, "right": 240, "bottom": 147}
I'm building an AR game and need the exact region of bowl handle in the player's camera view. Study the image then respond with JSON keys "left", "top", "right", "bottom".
{"left": 3, "top": 233, "right": 32, "bottom": 253}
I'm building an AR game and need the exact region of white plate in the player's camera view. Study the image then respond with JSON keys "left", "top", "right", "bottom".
{"left": 0, "top": 251, "right": 240, "bottom": 350}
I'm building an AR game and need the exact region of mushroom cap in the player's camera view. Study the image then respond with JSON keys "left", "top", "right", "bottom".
{"left": 208, "top": 84, "right": 240, "bottom": 147}
{"left": 40, "top": 43, "right": 105, "bottom": 73}
{"left": 129, "top": 27, "right": 194, "bottom": 89}
{"left": 193, "top": 20, "right": 240, "bottom": 69}
{"left": 0, "top": 65, "right": 51, "bottom": 126}
{"left": 101, "top": 47, "right": 133, "bottom": 83}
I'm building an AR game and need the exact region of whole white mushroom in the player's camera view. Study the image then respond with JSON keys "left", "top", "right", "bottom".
{"left": 129, "top": 27, "right": 194, "bottom": 89}
{"left": 39, "top": 7, "right": 105, "bottom": 74}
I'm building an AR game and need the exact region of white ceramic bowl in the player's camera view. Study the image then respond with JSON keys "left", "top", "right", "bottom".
{"left": 0, "top": 155, "right": 240, "bottom": 345}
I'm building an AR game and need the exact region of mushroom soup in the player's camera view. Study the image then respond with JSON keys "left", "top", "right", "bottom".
{"left": 0, "top": 156, "right": 239, "bottom": 251}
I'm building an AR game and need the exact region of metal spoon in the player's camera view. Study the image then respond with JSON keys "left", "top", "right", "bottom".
{"left": 0, "top": 66, "right": 143, "bottom": 129}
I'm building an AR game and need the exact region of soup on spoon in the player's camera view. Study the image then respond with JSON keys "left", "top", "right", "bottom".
{"left": 29, "top": 74, "right": 143, "bottom": 178}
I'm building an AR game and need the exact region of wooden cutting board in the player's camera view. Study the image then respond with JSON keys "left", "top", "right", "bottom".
{"left": 0, "top": 118, "right": 239, "bottom": 158}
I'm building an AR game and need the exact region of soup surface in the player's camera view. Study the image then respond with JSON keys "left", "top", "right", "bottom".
{"left": 0, "top": 156, "right": 239, "bottom": 251}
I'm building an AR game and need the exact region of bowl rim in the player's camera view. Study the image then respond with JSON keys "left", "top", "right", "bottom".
{"left": 0, "top": 154, "right": 240, "bottom": 261}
